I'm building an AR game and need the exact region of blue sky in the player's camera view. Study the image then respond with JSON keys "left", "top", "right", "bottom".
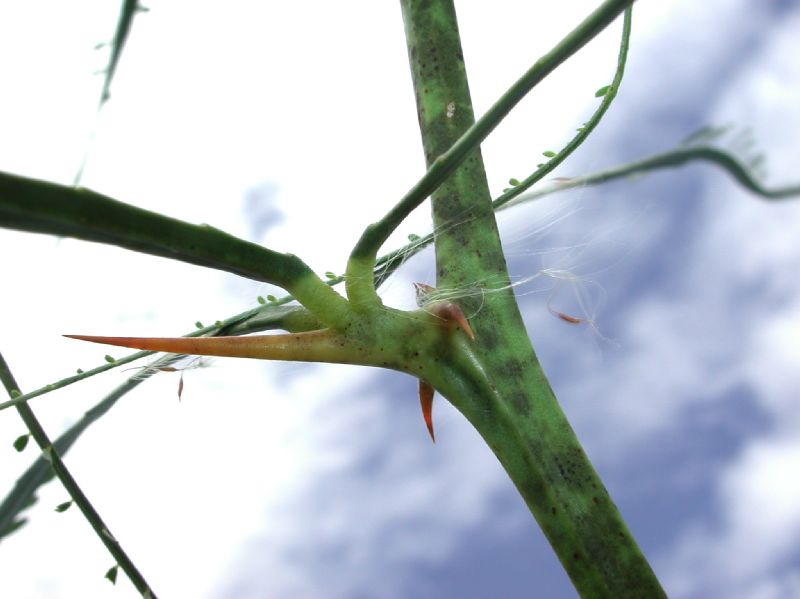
{"left": 2, "top": 1, "right": 800, "bottom": 598}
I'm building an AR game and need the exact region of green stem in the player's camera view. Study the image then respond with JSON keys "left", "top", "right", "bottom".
{"left": 495, "top": 8, "right": 632, "bottom": 207}
{"left": 501, "top": 144, "right": 800, "bottom": 210}
{"left": 0, "top": 352, "right": 181, "bottom": 542}
{"left": 0, "top": 300, "right": 319, "bottom": 539}
{"left": 0, "top": 352, "right": 157, "bottom": 598}
{"left": 101, "top": 0, "right": 143, "bottom": 105}
{"left": 374, "top": 132, "right": 800, "bottom": 287}
{"left": 347, "top": 0, "right": 634, "bottom": 301}
{"left": 399, "top": 2, "right": 665, "bottom": 596}
{"left": 0, "top": 171, "right": 351, "bottom": 328}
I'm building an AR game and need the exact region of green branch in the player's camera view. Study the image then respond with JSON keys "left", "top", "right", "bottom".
{"left": 374, "top": 137, "right": 800, "bottom": 286}
{"left": 347, "top": 0, "right": 634, "bottom": 303}
{"left": 0, "top": 352, "right": 158, "bottom": 597}
{"left": 0, "top": 171, "right": 351, "bottom": 328}
{"left": 0, "top": 353, "right": 179, "bottom": 543}
{"left": 502, "top": 143, "right": 800, "bottom": 209}
{"left": 495, "top": 7, "right": 632, "bottom": 207}
{"left": 100, "top": 0, "right": 146, "bottom": 105}
{"left": 0, "top": 301, "right": 316, "bottom": 543}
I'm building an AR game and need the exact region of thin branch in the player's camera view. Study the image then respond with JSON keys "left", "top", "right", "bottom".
{"left": 501, "top": 143, "right": 800, "bottom": 210}
{"left": 0, "top": 352, "right": 158, "bottom": 597}
{"left": 100, "top": 0, "right": 146, "bottom": 105}
{"left": 0, "top": 303, "right": 316, "bottom": 540}
{"left": 75, "top": 1, "right": 148, "bottom": 185}
{"left": 346, "top": 0, "right": 634, "bottom": 303}
{"left": 494, "top": 7, "right": 632, "bottom": 208}
{"left": 372, "top": 138, "right": 800, "bottom": 285}
{"left": 0, "top": 353, "right": 179, "bottom": 543}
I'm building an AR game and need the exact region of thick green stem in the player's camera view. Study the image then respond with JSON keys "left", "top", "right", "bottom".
{"left": 400, "top": 1, "right": 666, "bottom": 596}
{"left": 0, "top": 171, "right": 351, "bottom": 328}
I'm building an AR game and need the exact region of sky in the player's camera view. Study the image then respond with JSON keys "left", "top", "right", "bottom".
{"left": 1, "top": 1, "right": 800, "bottom": 598}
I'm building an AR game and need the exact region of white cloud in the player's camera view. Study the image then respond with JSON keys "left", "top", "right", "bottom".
{"left": 660, "top": 435, "right": 800, "bottom": 599}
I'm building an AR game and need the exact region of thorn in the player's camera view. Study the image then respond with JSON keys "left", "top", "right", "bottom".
{"left": 413, "top": 282, "right": 475, "bottom": 340}
{"left": 177, "top": 371, "right": 184, "bottom": 401}
{"left": 436, "top": 302, "right": 475, "bottom": 340}
{"left": 418, "top": 380, "right": 435, "bottom": 443}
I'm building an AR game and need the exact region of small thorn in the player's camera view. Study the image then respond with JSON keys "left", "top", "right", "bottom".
{"left": 177, "top": 371, "right": 184, "bottom": 401}
{"left": 419, "top": 380, "right": 435, "bottom": 443}
{"left": 437, "top": 302, "right": 475, "bottom": 340}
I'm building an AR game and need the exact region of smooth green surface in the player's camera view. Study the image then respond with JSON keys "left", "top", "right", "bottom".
{"left": 0, "top": 170, "right": 351, "bottom": 328}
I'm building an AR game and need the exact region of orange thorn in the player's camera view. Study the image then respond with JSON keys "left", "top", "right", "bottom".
{"left": 414, "top": 283, "right": 474, "bottom": 341}
{"left": 418, "top": 380, "right": 435, "bottom": 443}
{"left": 436, "top": 302, "right": 475, "bottom": 341}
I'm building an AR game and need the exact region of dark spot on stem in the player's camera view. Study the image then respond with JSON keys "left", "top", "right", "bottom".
{"left": 480, "top": 327, "right": 499, "bottom": 350}
{"left": 509, "top": 390, "right": 530, "bottom": 416}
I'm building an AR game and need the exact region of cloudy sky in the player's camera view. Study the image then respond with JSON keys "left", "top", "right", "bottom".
{"left": 2, "top": 1, "right": 800, "bottom": 598}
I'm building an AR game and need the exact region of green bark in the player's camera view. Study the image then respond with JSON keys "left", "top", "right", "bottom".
{"left": 400, "top": 1, "right": 666, "bottom": 597}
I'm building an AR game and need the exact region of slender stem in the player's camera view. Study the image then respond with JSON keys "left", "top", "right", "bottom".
{"left": 101, "top": 0, "right": 142, "bottom": 105}
{"left": 373, "top": 132, "right": 800, "bottom": 286}
{"left": 347, "top": 0, "right": 634, "bottom": 302}
{"left": 0, "top": 301, "right": 319, "bottom": 538}
{"left": 502, "top": 144, "right": 800, "bottom": 210}
{"left": 0, "top": 352, "right": 182, "bottom": 541}
{"left": 0, "top": 352, "right": 158, "bottom": 598}
{"left": 495, "top": 8, "right": 632, "bottom": 207}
